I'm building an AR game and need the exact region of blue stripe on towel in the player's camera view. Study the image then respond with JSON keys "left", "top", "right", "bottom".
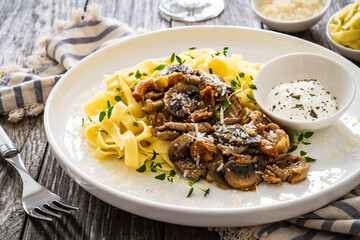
{"left": 257, "top": 222, "right": 292, "bottom": 237}
{"left": 60, "top": 53, "right": 85, "bottom": 66}
{"left": 0, "top": 92, "right": 4, "bottom": 114}
{"left": 0, "top": 74, "right": 13, "bottom": 87}
{"left": 292, "top": 229, "right": 318, "bottom": 240}
{"left": 330, "top": 202, "right": 360, "bottom": 219}
{"left": 33, "top": 80, "right": 43, "bottom": 103}
{"left": 51, "top": 24, "right": 123, "bottom": 58}
{"left": 45, "top": 20, "right": 103, "bottom": 52}
{"left": 349, "top": 219, "right": 360, "bottom": 236}
{"left": 321, "top": 220, "right": 335, "bottom": 231}
{"left": 13, "top": 86, "right": 24, "bottom": 108}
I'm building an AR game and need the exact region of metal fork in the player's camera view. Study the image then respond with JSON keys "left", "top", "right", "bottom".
{"left": 0, "top": 125, "right": 77, "bottom": 221}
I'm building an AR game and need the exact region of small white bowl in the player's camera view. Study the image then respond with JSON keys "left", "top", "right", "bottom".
{"left": 326, "top": 10, "right": 360, "bottom": 62}
{"left": 251, "top": 0, "right": 332, "bottom": 33}
{"left": 253, "top": 52, "right": 356, "bottom": 131}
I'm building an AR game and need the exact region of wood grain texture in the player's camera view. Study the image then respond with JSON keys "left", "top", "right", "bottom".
{"left": 0, "top": 0, "right": 359, "bottom": 239}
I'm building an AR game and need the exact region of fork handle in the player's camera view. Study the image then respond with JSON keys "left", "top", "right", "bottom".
{"left": 0, "top": 125, "right": 18, "bottom": 159}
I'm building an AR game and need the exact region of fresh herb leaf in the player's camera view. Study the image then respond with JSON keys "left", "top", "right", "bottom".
{"left": 300, "top": 150, "right": 307, "bottom": 156}
{"left": 154, "top": 64, "right": 166, "bottom": 71}
{"left": 298, "top": 133, "right": 304, "bottom": 142}
{"left": 128, "top": 72, "right": 134, "bottom": 77}
{"left": 97, "top": 129, "right": 108, "bottom": 135}
{"left": 246, "top": 94, "right": 256, "bottom": 101}
{"left": 304, "top": 132, "right": 314, "bottom": 138}
{"left": 151, "top": 150, "right": 157, "bottom": 160}
{"left": 193, "top": 175, "right": 201, "bottom": 184}
{"left": 288, "top": 145, "right": 298, "bottom": 152}
{"left": 214, "top": 52, "right": 220, "bottom": 56}
{"left": 135, "top": 70, "right": 142, "bottom": 79}
{"left": 188, "top": 47, "right": 197, "bottom": 50}
{"left": 155, "top": 173, "right": 166, "bottom": 180}
{"left": 231, "top": 79, "right": 238, "bottom": 90}
{"left": 223, "top": 98, "right": 230, "bottom": 110}
{"left": 187, "top": 187, "right": 194, "bottom": 197}
{"left": 107, "top": 100, "right": 111, "bottom": 109}
{"left": 249, "top": 84, "right": 257, "bottom": 90}
{"left": 82, "top": 118, "right": 84, "bottom": 126}
{"left": 204, "top": 188, "right": 210, "bottom": 197}
{"left": 305, "top": 156, "right": 316, "bottom": 162}
{"left": 142, "top": 73, "right": 148, "bottom": 76}
{"left": 99, "top": 111, "right": 106, "bottom": 122}
{"left": 132, "top": 121, "right": 139, "bottom": 127}
{"left": 170, "top": 52, "right": 175, "bottom": 63}
{"left": 209, "top": 68, "right": 213, "bottom": 74}
{"left": 239, "top": 72, "right": 245, "bottom": 78}
{"left": 302, "top": 141, "right": 311, "bottom": 145}
{"left": 115, "top": 95, "right": 122, "bottom": 102}
{"left": 116, "top": 87, "right": 121, "bottom": 92}
{"left": 176, "top": 55, "right": 185, "bottom": 64}
{"left": 136, "top": 164, "right": 147, "bottom": 173}
{"left": 214, "top": 107, "right": 220, "bottom": 121}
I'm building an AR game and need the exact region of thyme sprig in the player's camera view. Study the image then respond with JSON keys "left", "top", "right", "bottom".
{"left": 222, "top": 74, "right": 257, "bottom": 111}
{"left": 214, "top": 47, "right": 229, "bottom": 57}
{"left": 288, "top": 132, "right": 316, "bottom": 162}
{"left": 136, "top": 151, "right": 210, "bottom": 198}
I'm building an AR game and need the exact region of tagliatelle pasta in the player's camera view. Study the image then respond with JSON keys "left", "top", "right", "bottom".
{"left": 328, "top": 0, "right": 360, "bottom": 50}
{"left": 82, "top": 48, "right": 261, "bottom": 169}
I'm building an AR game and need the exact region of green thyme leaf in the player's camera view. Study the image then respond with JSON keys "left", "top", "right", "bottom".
{"left": 214, "top": 52, "right": 220, "bottom": 56}
{"left": 231, "top": 79, "right": 238, "bottom": 90}
{"left": 176, "top": 55, "right": 184, "bottom": 64}
{"left": 132, "top": 121, "right": 139, "bottom": 127}
{"left": 135, "top": 70, "right": 142, "bottom": 79}
{"left": 302, "top": 141, "right": 311, "bottom": 145}
{"left": 154, "top": 64, "right": 166, "bottom": 71}
{"left": 305, "top": 156, "right": 316, "bottom": 162}
{"left": 298, "top": 133, "right": 304, "bottom": 142}
{"left": 170, "top": 52, "right": 175, "bottom": 63}
{"left": 288, "top": 145, "right": 298, "bottom": 152}
{"left": 151, "top": 150, "right": 157, "bottom": 160}
{"left": 300, "top": 150, "right": 307, "bottom": 156}
{"left": 82, "top": 118, "right": 84, "bottom": 126}
{"left": 115, "top": 95, "right": 121, "bottom": 102}
{"left": 188, "top": 47, "right": 197, "bottom": 50}
{"left": 107, "top": 100, "right": 111, "bottom": 109}
{"left": 97, "top": 129, "right": 108, "bottom": 135}
{"left": 116, "top": 87, "right": 121, "bottom": 92}
{"left": 142, "top": 73, "right": 148, "bottom": 77}
{"left": 304, "top": 132, "right": 314, "bottom": 138}
{"left": 169, "top": 170, "right": 176, "bottom": 177}
{"left": 209, "top": 68, "right": 213, "bottom": 74}
{"left": 155, "top": 173, "right": 166, "bottom": 180}
{"left": 246, "top": 94, "right": 256, "bottom": 101}
{"left": 193, "top": 175, "right": 201, "bottom": 184}
{"left": 128, "top": 72, "right": 134, "bottom": 77}
{"left": 204, "top": 188, "right": 210, "bottom": 197}
{"left": 249, "top": 84, "right": 257, "bottom": 90}
{"left": 187, "top": 187, "right": 194, "bottom": 198}
{"left": 136, "top": 164, "right": 147, "bottom": 173}
{"left": 239, "top": 72, "right": 245, "bottom": 78}
{"left": 99, "top": 111, "right": 106, "bottom": 122}
{"left": 214, "top": 107, "right": 220, "bottom": 121}
{"left": 223, "top": 98, "right": 230, "bottom": 110}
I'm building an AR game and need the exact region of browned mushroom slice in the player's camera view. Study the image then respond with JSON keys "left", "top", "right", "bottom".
{"left": 223, "top": 154, "right": 266, "bottom": 191}
{"left": 164, "top": 83, "right": 200, "bottom": 119}
{"left": 216, "top": 144, "right": 248, "bottom": 156}
{"left": 172, "top": 158, "right": 207, "bottom": 180}
{"left": 158, "top": 64, "right": 193, "bottom": 77}
{"left": 168, "top": 134, "right": 194, "bottom": 162}
{"left": 205, "top": 152, "right": 229, "bottom": 189}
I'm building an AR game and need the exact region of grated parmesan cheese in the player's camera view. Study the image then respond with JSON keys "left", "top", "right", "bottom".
{"left": 258, "top": 0, "right": 324, "bottom": 21}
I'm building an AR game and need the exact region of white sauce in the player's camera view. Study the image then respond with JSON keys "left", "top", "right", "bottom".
{"left": 267, "top": 79, "right": 338, "bottom": 121}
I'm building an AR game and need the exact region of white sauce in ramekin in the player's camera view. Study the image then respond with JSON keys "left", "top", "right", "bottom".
{"left": 266, "top": 79, "right": 338, "bottom": 121}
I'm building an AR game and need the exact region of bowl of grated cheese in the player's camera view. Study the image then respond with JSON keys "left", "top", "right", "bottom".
{"left": 251, "top": 0, "right": 332, "bottom": 33}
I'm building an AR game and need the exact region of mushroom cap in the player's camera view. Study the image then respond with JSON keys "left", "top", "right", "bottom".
{"left": 223, "top": 155, "right": 266, "bottom": 191}
{"left": 168, "top": 134, "right": 194, "bottom": 162}
{"left": 164, "top": 83, "right": 200, "bottom": 119}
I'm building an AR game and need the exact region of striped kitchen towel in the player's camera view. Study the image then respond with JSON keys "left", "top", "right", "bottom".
{"left": 1, "top": 4, "right": 359, "bottom": 240}
{"left": 0, "top": 4, "right": 135, "bottom": 122}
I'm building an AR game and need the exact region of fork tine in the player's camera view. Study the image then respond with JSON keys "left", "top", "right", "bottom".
{"left": 37, "top": 207, "right": 61, "bottom": 218}
{"left": 54, "top": 200, "right": 78, "bottom": 210}
{"left": 45, "top": 203, "right": 71, "bottom": 214}
{"left": 28, "top": 210, "right": 53, "bottom": 221}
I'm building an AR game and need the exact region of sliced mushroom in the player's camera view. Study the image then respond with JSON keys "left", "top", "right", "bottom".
{"left": 205, "top": 152, "right": 229, "bottom": 189}
{"left": 158, "top": 64, "right": 193, "bottom": 77}
{"left": 223, "top": 154, "right": 266, "bottom": 191}
{"left": 168, "top": 134, "right": 194, "bottom": 162}
{"left": 164, "top": 83, "right": 200, "bottom": 119}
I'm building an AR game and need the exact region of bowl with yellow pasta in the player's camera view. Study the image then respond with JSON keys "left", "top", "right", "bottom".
{"left": 326, "top": 1, "right": 360, "bottom": 61}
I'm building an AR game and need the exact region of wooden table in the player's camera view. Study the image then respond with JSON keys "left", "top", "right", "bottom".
{"left": 0, "top": 0, "right": 358, "bottom": 239}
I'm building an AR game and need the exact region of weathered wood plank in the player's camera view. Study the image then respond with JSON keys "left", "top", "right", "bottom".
{"left": 0, "top": 0, "right": 85, "bottom": 239}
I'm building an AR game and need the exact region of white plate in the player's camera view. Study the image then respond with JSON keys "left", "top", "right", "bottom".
{"left": 44, "top": 26, "right": 360, "bottom": 227}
